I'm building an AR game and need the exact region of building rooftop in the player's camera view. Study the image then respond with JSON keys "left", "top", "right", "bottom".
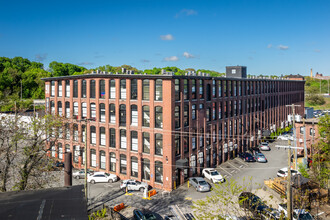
{"left": 296, "top": 118, "right": 319, "bottom": 124}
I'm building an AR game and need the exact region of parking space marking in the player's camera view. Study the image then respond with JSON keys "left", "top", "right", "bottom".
{"left": 218, "top": 166, "right": 232, "bottom": 176}
{"left": 227, "top": 162, "right": 240, "bottom": 170}
{"left": 231, "top": 170, "right": 235, "bottom": 173}
{"left": 234, "top": 158, "right": 249, "bottom": 166}
{"left": 239, "top": 165, "right": 243, "bottom": 168}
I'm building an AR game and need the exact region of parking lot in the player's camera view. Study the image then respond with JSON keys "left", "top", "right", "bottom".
{"left": 66, "top": 139, "right": 290, "bottom": 218}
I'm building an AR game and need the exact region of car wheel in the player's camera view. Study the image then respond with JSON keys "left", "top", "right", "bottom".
{"left": 139, "top": 187, "right": 145, "bottom": 192}
{"left": 90, "top": 180, "right": 95, "bottom": 184}
{"left": 108, "top": 179, "right": 113, "bottom": 183}
{"left": 75, "top": 176, "right": 80, "bottom": 180}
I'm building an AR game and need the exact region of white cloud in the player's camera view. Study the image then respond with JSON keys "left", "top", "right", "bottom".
{"left": 267, "top": 44, "right": 272, "bottom": 48}
{"left": 35, "top": 53, "right": 48, "bottom": 61}
{"left": 160, "top": 34, "right": 174, "bottom": 41}
{"left": 278, "top": 45, "right": 289, "bottom": 50}
{"left": 163, "top": 56, "right": 179, "bottom": 61}
{"left": 78, "top": 61, "right": 94, "bottom": 65}
{"left": 183, "top": 52, "right": 195, "bottom": 58}
{"left": 175, "top": 9, "right": 198, "bottom": 18}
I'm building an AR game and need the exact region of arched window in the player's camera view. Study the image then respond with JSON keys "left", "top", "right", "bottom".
{"left": 73, "top": 80, "right": 78, "bottom": 98}
{"left": 100, "top": 127, "right": 106, "bottom": 146}
{"left": 99, "top": 103, "right": 105, "bottom": 122}
{"left": 65, "top": 101, "right": 70, "bottom": 118}
{"left": 155, "top": 79, "right": 162, "bottom": 101}
{"left": 119, "top": 104, "right": 126, "bottom": 126}
{"left": 131, "top": 156, "right": 138, "bottom": 177}
{"left": 142, "top": 79, "right": 149, "bottom": 100}
{"left": 110, "top": 152, "right": 116, "bottom": 172}
{"left": 51, "top": 143, "right": 56, "bottom": 157}
{"left": 155, "top": 161, "right": 163, "bottom": 183}
{"left": 142, "top": 106, "right": 150, "bottom": 127}
{"left": 81, "top": 80, "right": 87, "bottom": 98}
{"left": 155, "top": 133, "right": 163, "bottom": 156}
{"left": 90, "top": 126, "right": 96, "bottom": 144}
{"left": 155, "top": 106, "right": 163, "bottom": 128}
{"left": 109, "top": 128, "right": 116, "bottom": 148}
{"left": 90, "top": 149, "right": 96, "bottom": 167}
{"left": 184, "top": 79, "right": 189, "bottom": 100}
{"left": 65, "top": 144, "right": 70, "bottom": 153}
{"left": 120, "top": 79, "right": 126, "bottom": 99}
{"left": 143, "top": 132, "right": 150, "bottom": 153}
{"left": 131, "top": 105, "right": 138, "bottom": 126}
{"left": 110, "top": 79, "right": 116, "bottom": 99}
{"left": 199, "top": 79, "right": 204, "bottom": 99}
{"left": 81, "top": 125, "right": 86, "bottom": 142}
{"left": 120, "top": 154, "right": 127, "bottom": 174}
{"left": 90, "top": 103, "right": 96, "bottom": 120}
{"left": 99, "top": 80, "right": 105, "bottom": 99}
{"left": 99, "top": 150, "right": 106, "bottom": 169}
{"left": 73, "top": 124, "right": 78, "bottom": 141}
{"left": 58, "top": 101, "right": 62, "bottom": 116}
{"left": 90, "top": 80, "right": 96, "bottom": 98}
{"left": 191, "top": 79, "right": 196, "bottom": 99}
{"left": 109, "top": 104, "right": 116, "bottom": 123}
{"left": 142, "top": 158, "right": 150, "bottom": 180}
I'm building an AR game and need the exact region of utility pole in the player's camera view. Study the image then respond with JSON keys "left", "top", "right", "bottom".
{"left": 303, "top": 118, "right": 308, "bottom": 168}
{"left": 286, "top": 104, "right": 301, "bottom": 170}
{"left": 84, "top": 123, "right": 88, "bottom": 202}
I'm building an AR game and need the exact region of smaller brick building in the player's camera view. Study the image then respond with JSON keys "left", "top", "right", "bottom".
{"left": 295, "top": 118, "right": 319, "bottom": 157}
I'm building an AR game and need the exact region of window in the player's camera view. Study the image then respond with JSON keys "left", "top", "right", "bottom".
{"left": 82, "top": 80, "right": 86, "bottom": 98}
{"left": 65, "top": 80, "right": 70, "bottom": 97}
{"left": 65, "top": 123, "right": 70, "bottom": 140}
{"left": 51, "top": 143, "right": 56, "bottom": 157}
{"left": 90, "top": 126, "right": 96, "bottom": 144}
{"left": 90, "top": 103, "right": 96, "bottom": 120}
{"left": 73, "top": 102, "right": 78, "bottom": 118}
{"left": 109, "top": 128, "right": 116, "bottom": 148}
{"left": 120, "top": 154, "right": 127, "bottom": 174}
{"left": 50, "top": 101, "right": 55, "bottom": 114}
{"left": 58, "top": 143, "right": 63, "bottom": 160}
{"left": 155, "top": 133, "right": 163, "bottom": 155}
{"left": 58, "top": 81, "right": 62, "bottom": 97}
{"left": 119, "top": 104, "right": 126, "bottom": 126}
{"left": 155, "top": 106, "right": 163, "bottom": 128}
{"left": 131, "top": 131, "right": 138, "bottom": 151}
{"left": 212, "top": 80, "right": 216, "bottom": 98}
{"left": 65, "top": 102, "right": 70, "bottom": 118}
{"left": 192, "top": 130, "right": 196, "bottom": 150}
{"left": 199, "top": 128, "right": 204, "bottom": 147}
{"left": 99, "top": 103, "right": 105, "bottom": 122}
{"left": 100, "top": 127, "right": 106, "bottom": 146}
{"left": 206, "top": 108, "right": 210, "bottom": 121}
{"left": 81, "top": 125, "right": 86, "bottom": 142}
{"left": 73, "top": 145, "right": 79, "bottom": 163}
{"left": 100, "top": 151, "right": 106, "bottom": 169}
{"left": 131, "top": 105, "right": 138, "bottom": 126}
{"left": 90, "top": 80, "right": 96, "bottom": 98}
{"left": 207, "top": 84, "right": 211, "bottom": 101}
{"left": 310, "top": 128, "right": 315, "bottom": 136}
{"left": 120, "top": 79, "right": 126, "bottom": 99}
{"left": 73, "top": 124, "right": 78, "bottom": 141}
{"left": 131, "top": 79, "right": 137, "bottom": 100}
{"left": 175, "top": 106, "right": 180, "bottom": 129}
{"left": 109, "top": 104, "right": 116, "bottom": 123}
{"left": 82, "top": 102, "right": 87, "bottom": 119}
{"left": 199, "top": 80, "right": 204, "bottom": 99}
{"left": 73, "top": 80, "right": 78, "bottom": 98}
{"left": 99, "top": 80, "right": 105, "bottom": 99}
{"left": 232, "top": 69, "right": 236, "bottom": 74}
{"left": 120, "top": 129, "right": 126, "bottom": 149}
{"left": 143, "top": 132, "right": 150, "bottom": 153}
{"left": 65, "top": 144, "right": 70, "bottom": 153}
{"left": 175, "top": 133, "right": 180, "bottom": 155}
{"left": 58, "top": 101, "right": 62, "bottom": 116}
{"left": 300, "top": 127, "right": 304, "bottom": 134}
{"left": 212, "top": 103, "right": 216, "bottom": 120}
{"left": 155, "top": 161, "right": 163, "bottom": 183}
{"left": 219, "top": 102, "right": 222, "bottom": 119}
{"left": 142, "top": 159, "right": 150, "bottom": 180}
{"left": 143, "top": 79, "right": 150, "bottom": 100}
{"left": 183, "top": 134, "right": 189, "bottom": 153}
{"left": 191, "top": 155, "right": 197, "bottom": 174}
{"left": 90, "top": 149, "right": 96, "bottom": 167}
{"left": 142, "top": 106, "right": 150, "bottom": 127}
{"left": 110, "top": 80, "right": 116, "bottom": 99}
{"left": 184, "top": 79, "right": 189, "bottom": 100}
{"left": 155, "top": 79, "right": 163, "bottom": 101}
{"left": 51, "top": 81, "right": 55, "bottom": 97}
{"left": 192, "top": 104, "right": 196, "bottom": 120}
{"left": 131, "top": 156, "right": 138, "bottom": 177}
{"left": 192, "top": 79, "right": 196, "bottom": 99}
{"left": 175, "top": 79, "right": 180, "bottom": 101}
{"left": 110, "top": 152, "right": 116, "bottom": 172}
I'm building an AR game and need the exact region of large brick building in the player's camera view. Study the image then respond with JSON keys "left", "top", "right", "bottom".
{"left": 42, "top": 67, "right": 305, "bottom": 191}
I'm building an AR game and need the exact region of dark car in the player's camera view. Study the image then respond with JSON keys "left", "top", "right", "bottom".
{"left": 238, "top": 192, "right": 268, "bottom": 214}
{"left": 133, "top": 209, "right": 157, "bottom": 220}
{"left": 55, "top": 161, "right": 64, "bottom": 167}
{"left": 238, "top": 152, "right": 256, "bottom": 162}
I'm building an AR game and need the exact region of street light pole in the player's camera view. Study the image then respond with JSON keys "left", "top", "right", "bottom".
{"left": 84, "top": 123, "right": 88, "bottom": 202}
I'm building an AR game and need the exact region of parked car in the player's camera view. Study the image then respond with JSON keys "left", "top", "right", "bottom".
{"left": 120, "top": 179, "right": 149, "bottom": 192}
{"left": 277, "top": 134, "right": 294, "bottom": 141}
{"left": 54, "top": 160, "right": 64, "bottom": 167}
{"left": 87, "top": 172, "right": 118, "bottom": 184}
{"left": 72, "top": 169, "right": 94, "bottom": 179}
{"left": 189, "top": 177, "right": 211, "bottom": 192}
{"left": 202, "top": 168, "right": 224, "bottom": 183}
{"left": 259, "top": 142, "right": 270, "bottom": 151}
{"left": 133, "top": 209, "right": 157, "bottom": 220}
{"left": 254, "top": 153, "right": 267, "bottom": 163}
{"left": 278, "top": 204, "right": 314, "bottom": 220}
{"left": 238, "top": 152, "right": 256, "bottom": 162}
{"left": 238, "top": 192, "right": 268, "bottom": 214}
{"left": 257, "top": 207, "right": 281, "bottom": 220}
{"left": 277, "top": 167, "right": 300, "bottom": 177}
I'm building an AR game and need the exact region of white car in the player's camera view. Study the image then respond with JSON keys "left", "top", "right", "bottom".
{"left": 87, "top": 172, "right": 118, "bottom": 184}
{"left": 278, "top": 204, "right": 314, "bottom": 220}
{"left": 277, "top": 134, "right": 293, "bottom": 141}
{"left": 259, "top": 142, "right": 270, "bottom": 151}
{"left": 202, "top": 168, "right": 224, "bottom": 183}
{"left": 277, "top": 167, "right": 300, "bottom": 177}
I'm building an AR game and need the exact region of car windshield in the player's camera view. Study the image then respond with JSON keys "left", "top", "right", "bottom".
{"left": 278, "top": 170, "right": 285, "bottom": 174}
{"left": 104, "top": 173, "right": 110, "bottom": 176}
{"left": 291, "top": 170, "right": 298, "bottom": 174}
{"left": 256, "top": 153, "right": 264, "bottom": 157}
{"left": 210, "top": 171, "right": 219, "bottom": 176}
{"left": 298, "top": 213, "right": 313, "bottom": 220}
{"left": 199, "top": 180, "right": 208, "bottom": 185}
{"left": 261, "top": 143, "right": 268, "bottom": 146}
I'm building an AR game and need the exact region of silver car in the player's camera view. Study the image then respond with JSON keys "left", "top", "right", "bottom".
{"left": 254, "top": 153, "right": 267, "bottom": 163}
{"left": 120, "top": 179, "right": 148, "bottom": 192}
{"left": 189, "top": 177, "right": 211, "bottom": 192}
{"left": 259, "top": 142, "right": 270, "bottom": 151}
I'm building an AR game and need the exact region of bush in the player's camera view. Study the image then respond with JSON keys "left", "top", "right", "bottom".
{"left": 306, "top": 94, "right": 326, "bottom": 106}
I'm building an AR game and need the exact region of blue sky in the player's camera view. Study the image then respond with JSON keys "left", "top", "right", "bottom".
{"left": 0, "top": 0, "right": 329, "bottom": 76}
